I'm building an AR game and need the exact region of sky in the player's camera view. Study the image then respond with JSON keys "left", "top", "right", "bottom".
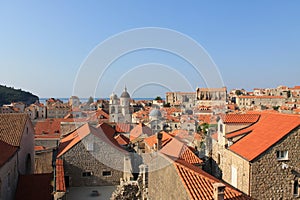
{"left": 0, "top": 1, "right": 299, "bottom": 98}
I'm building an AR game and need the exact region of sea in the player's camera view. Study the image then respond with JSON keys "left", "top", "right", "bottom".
{"left": 39, "top": 97, "right": 156, "bottom": 104}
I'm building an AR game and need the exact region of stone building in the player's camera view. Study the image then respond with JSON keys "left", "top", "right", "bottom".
{"left": 196, "top": 87, "right": 227, "bottom": 107}
{"left": 146, "top": 152, "right": 250, "bottom": 200}
{"left": 211, "top": 112, "right": 300, "bottom": 199}
{"left": 236, "top": 95, "right": 285, "bottom": 109}
{"left": 165, "top": 91, "right": 196, "bottom": 107}
{"left": 57, "top": 123, "right": 129, "bottom": 187}
{"left": 109, "top": 87, "right": 132, "bottom": 123}
{"left": 0, "top": 113, "right": 35, "bottom": 200}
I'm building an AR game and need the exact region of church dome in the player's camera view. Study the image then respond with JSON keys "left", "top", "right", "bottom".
{"left": 120, "top": 87, "right": 130, "bottom": 98}
{"left": 149, "top": 108, "right": 162, "bottom": 117}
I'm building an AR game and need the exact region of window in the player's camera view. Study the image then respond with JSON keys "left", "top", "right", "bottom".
{"left": 276, "top": 150, "right": 288, "bottom": 160}
{"left": 294, "top": 179, "right": 299, "bottom": 196}
{"left": 82, "top": 171, "right": 92, "bottom": 177}
{"left": 217, "top": 153, "right": 221, "bottom": 165}
{"left": 219, "top": 124, "right": 223, "bottom": 133}
{"left": 102, "top": 171, "right": 112, "bottom": 177}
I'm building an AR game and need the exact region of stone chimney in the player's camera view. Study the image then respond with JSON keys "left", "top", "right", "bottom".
{"left": 213, "top": 182, "right": 225, "bottom": 200}
{"left": 156, "top": 132, "right": 163, "bottom": 150}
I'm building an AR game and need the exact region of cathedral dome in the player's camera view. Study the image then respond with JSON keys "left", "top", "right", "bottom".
{"left": 149, "top": 108, "right": 162, "bottom": 117}
{"left": 120, "top": 87, "right": 130, "bottom": 98}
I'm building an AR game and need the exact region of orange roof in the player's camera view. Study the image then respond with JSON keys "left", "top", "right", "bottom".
{"left": 115, "top": 123, "right": 132, "bottom": 133}
{"left": 144, "top": 131, "right": 172, "bottom": 148}
{"left": 0, "top": 140, "right": 18, "bottom": 167}
{"left": 56, "top": 159, "right": 66, "bottom": 192}
{"left": 57, "top": 123, "right": 121, "bottom": 157}
{"left": 229, "top": 113, "right": 300, "bottom": 161}
{"left": 35, "top": 119, "right": 61, "bottom": 135}
{"left": 160, "top": 137, "right": 202, "bottom": 165}
{"left": 222, "top": 114, "right": 260, "bottom": 124}
{"left": 114, "top": 134, "right": 130, "bottom": 146}
{"left": 129, "top": 123, "right": 152, "bottom": 141}
{"left": 0, "top": 113, "right": 28, "bottom": 147}
{"left": 174, "top": 159, "right": 250, "bottom": 200}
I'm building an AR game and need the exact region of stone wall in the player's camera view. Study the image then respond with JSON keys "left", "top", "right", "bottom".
{"left": 211, "top": 140, "right": 250, "bottom": 194}
{"left": 62, "top": 134, "right": 124, "bottom": 187}
{"left": 0, "top": 154, "right": 18, "bottom": 200}
{"left": 148, "top": 156, "right": 189, "bottom": 200}
{"left": 250, "top": 127, "right": 300, "bottom": 199}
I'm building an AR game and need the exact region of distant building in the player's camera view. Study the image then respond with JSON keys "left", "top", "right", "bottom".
{"left": 68, "top": 96, "right": 80, "bottom": 107}
{"left": 236, "top": 95, "right": 285, "bottom": 109}
{"left": 196, "top": 87, "right": 227, "bottom": 107}
{"left": 165, "top": 91, "right": 196, "bottom": 107}
{"left": 109, "top": 87, "right": 132, "bottom": 123}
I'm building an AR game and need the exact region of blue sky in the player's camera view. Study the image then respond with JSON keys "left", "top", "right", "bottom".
{"left": 0, "top": 1, "right": 299, "bottom": 98}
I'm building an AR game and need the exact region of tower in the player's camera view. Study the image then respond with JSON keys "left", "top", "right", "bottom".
{"left": 109, "top": 92, "right": 119, "bottom": 123}
{"left": 120, "top": 86, "right": 132, "bottom": 123}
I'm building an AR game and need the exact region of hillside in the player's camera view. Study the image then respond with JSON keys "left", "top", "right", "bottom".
{"left": 0, "top": 85, "right": 39, "bottom": 106}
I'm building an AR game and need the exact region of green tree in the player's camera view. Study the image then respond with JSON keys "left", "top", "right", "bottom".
{"left": 154, "top": 96, "right": 162, "bottom": 100}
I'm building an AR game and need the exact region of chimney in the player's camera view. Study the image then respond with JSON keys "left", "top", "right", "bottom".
{"left": 156, "top": 132, "right": 163, "bottom": 150}
{"left": 213, "top": 183, "right": 225, "bottom": 200}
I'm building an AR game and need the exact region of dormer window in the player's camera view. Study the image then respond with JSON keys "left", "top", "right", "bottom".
{"left": 276, "top": 150, "right": 288, "bottom": 160}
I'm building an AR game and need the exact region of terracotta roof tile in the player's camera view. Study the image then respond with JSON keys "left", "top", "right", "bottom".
{"left": 174, "top": 159, "right": 250, "bottom": 200}
{"left": 222, "top": 114, "right": 260, "bottom": 124}
{"left": 57, "top": 123, "right": 123, "bottom": 158}
{"left": 114, "top": 134, "right": 130, "bottom": 146}
{"left": 115, "top": 123, "right": 132, "bottom": 133}
{"left": 129, "top": 123, "right": 152, "bottom": 141}
{"left": 0, "top": 140, "right": 18, "bottom": 167}
{"left": 229, "top": 113, "right": 300, "bottom": 161}
{"left": 160, "top": 137, "right": 202, "bottom": 165}
{"left": 144, "top": 131, "right": 172, "bottom": 148}
{"left": 0, "top": 113, "right": 28, "bottom": 146}
{"left": 56, "top": 159, "right": 66, "bottom": 192}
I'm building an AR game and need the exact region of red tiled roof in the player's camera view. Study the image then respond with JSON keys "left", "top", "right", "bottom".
{"left": 222, "top": 114, "right": 260, "bottom": 124}
{"left": 144, "top": 131, "right": 172, "bottom": 148}
{"left": 0, "top": 140, "right": 18, "bottom": 167}
{"left": 35, "top": 119, "right": 61, "bottom": 135}
{"left": 115, "top": 123, "right": 132, "bottom": 133}
{"left": 15, "top": 173, "right": 53, "bottom": 200}
{"left": 174, "top": 159, "right": 250, "bottom": 200}
{"left": 57, "top": 123, "right": 122, "bottom": 157}
{"left": 56, "top": 159, "right": 66, "bottom": 192}
{"left": 229, "top": 113, "right": 300, "bottom": 161}
{"left": 129, "top": 123, "right": 153, "bottom": 141}
{"left": 160, "top": 137, "right": 202, "bottom": 165}
{"left": 114, "top": 134, "right": 130, "bottom": 146}
{"left": 0, "top": 113, "right": 28, "bottom": 146}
